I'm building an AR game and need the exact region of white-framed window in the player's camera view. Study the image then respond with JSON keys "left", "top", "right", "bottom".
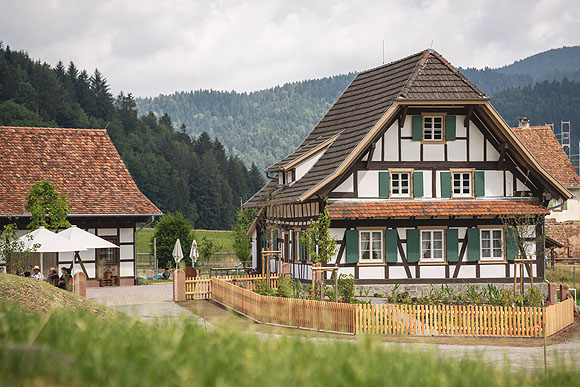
{"left": 390, "top": 171, "right": 411, "bottom": 197}
{"left": 421, "top": 229, "right": 444, "bottom": 262}
{"left": 452, "top": 171, "right": 473, "bottom": 197}
{"left": 360, "top": 230, "right": 383, "bottom": 262}
{"left": 423, "top": 116, "right": 444, "bottom": 141}
{"left": 481, "top": 228, "right": 504, "bottom": 261}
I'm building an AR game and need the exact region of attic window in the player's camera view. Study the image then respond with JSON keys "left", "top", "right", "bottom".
{"left": 423, "top": 116, "right": 444, "bottom": 142}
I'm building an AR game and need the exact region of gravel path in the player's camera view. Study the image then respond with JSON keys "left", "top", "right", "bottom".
{"left": 87, "top": 283, "right": 199, "bottom": 322}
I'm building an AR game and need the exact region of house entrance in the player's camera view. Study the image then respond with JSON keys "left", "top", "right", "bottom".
{"left": 96, "top": 236, "right": 119, "bottom": 286}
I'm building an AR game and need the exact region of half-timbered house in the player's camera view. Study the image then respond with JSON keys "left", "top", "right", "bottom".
{"left": 244, "top": 50, "right": 572, "bottom": 292}
{"left": 0, "top": 126, "right": 162, "bottom": 286}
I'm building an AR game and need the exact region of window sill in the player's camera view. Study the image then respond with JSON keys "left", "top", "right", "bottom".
{"left": 451, "top": 195, "right": 475, "bottom": 199}
{"left": 479, "top": 260, "right": 507, "bottom": 264}
{"left": 357, "top": 261, "right": 385, "bottom": 266}
{"left": 419, "top": 261, "right": 446, "bottom": 265}
{"left": 421, "top": 140, "right": 446, "bottom": 145}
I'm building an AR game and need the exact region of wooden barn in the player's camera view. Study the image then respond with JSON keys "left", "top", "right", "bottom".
{"left": 0, "top": 126, "right": 162, "bottom": 286}
{"left": 244, "top": 50, "right": 572, "bottom": 291}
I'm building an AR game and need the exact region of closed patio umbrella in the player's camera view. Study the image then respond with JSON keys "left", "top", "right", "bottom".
{"left": 189, "top": 239, "right": 199, "bottom": 266}
{"left": 172, "top": 239, "right": 184, "bottom": 268}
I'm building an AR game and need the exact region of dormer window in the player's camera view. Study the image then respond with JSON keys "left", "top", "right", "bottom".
{"left": 423, "top": 116, "right": 444, "bottom": 141}
{"left": 279, "top": 169, "right": 295, "bottom": 185}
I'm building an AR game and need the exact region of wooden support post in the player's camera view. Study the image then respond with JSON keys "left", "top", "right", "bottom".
{"left": 514, "top": 262, "right": 518, "bottom": 296}
{"left": 334, "top": 271, "right": 338, "bottom": 303}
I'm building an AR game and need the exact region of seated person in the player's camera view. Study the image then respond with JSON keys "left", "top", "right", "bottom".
{"left": 161, "top": 268, "right": 171, "bottom": 280}
{"left": 47, "top": 267, "right": 60, "bottom": 286}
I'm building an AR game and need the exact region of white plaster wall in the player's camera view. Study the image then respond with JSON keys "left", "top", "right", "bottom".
{"left": 389, "top": 266, "right": 413, "bottom": 279}
{"left": 372, "top": 138, "right": 382, "bottom": 161}
{"left": 457, "top": 265, "right": 476, "bottom": 278}
{"left": 358, "top": 170, "right": 379, "bottom": 197}
{"left": 480, "top": 264, "right": 505, "bottom": 278}
{"left": 359, "top": 266, "right": 385, "bottom": 279}
{"left": 447, "top": 139, "right": 467, "bottom": 161}
{"left": 486, "top": 141, "right": 500, "bottom": 161}
{"left": 251, "top": 230, "right": 257, "bottom": 268}
{"left": 510, "top": 263, "right": 536, "bottom": 277}
{"left": 59, "top": 251, "right": 73, "bottom": 262}
{"left": 516, "top": 179, "right": 531, "bottom": 192}
{"left": 455, "top": 116, "right": 467, "bottom": 137}
{"left": 422, "top": 170, "right": 433, "bottom": 197}
{"left": 420, "top": 266, "right": 445, "bottom": 279}
{"left": 397, "top": 228, "right": 410, "bottom": 262}
{"left": 120, "top": 261, "right": 134, "bottom": 277}
{"left": 435, "top": 170, "right": 441, "bottom": 198}
{"left": 97, "top": 228, "right": 117, "bottom": 236}
{"left": 119, "top": 228, "right": 133, "bottom": 243}
{"left": 548, "top": 188, "right": 580, "bottom": 222}
{"left": 338, "top": 267, "right": 355, "bottom": 277}
{"left": 401, "top": 140, "right": 421, "bottom": 161}
{"left": 469, "top": 123, "right": 485, "bottom": 161}
{"left": 67, "top": 262, "right": 95, "bottom": 278}
{"left": 329, "top": 228, "right": 346, "bottom": 263}
{"left": 333, "top": 175, "right": 354, "bottom": 193}
{"left": 120, "top": 245, "right": 133, "bottom": 260}
{"left": 384, "top": 125, "right": 399, "bottom": 161}
{"left": 80, "top": 249, "right": 95, "bottom": 262}
{"left": 484, "top": 171, "right": 504, "bottom": 197}
{"left": 423, "top": 144, "right": 445, "bottom": 161}
{"left": 505, "top": 171, "right": 514, "bottom": 196}
{"left": 400, "top": 118, "right": 412, "bottom": 137}
{"left": 295, "top": 148, "right": 326, "bottom": 181}
{"left": 87, "top": 229, "right": 96, "bottom": 234}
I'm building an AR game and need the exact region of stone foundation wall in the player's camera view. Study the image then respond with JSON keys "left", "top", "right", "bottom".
{"left": 355, "top": 282, "right": 548, "bottom": 299}
{"left": 545, "top": 218, "right": 580, "bottom": 258}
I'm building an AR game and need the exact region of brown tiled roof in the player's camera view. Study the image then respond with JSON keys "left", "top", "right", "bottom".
{"left": 327, "top": 200, "right": 548, "bottom": 219}
{"left": 0, "top": 126, "right": 162, "bottom": 216}
{"left": 512, "top": 126, "right": 580, "bottom": 188}
{"left": 246, "top": 50, "right": 486, "bottom": 207}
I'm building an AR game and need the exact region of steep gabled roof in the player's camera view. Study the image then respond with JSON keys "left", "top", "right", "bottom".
{"left": 0, "top": 126, "right": 162, "bottom": 216}
{"left": 512, "top": 126, "right": 580, "bottom": 188}
{"left": 245, "top": 50, "right": 486, "bottom": 207}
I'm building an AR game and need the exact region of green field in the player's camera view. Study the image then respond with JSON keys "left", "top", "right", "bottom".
{"left": 136, "top": 228, "right": 234, "bottom": 253}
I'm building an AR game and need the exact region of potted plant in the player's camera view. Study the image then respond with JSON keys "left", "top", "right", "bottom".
{"left": 104, "top": 266, "right": 113, "bottom": 279}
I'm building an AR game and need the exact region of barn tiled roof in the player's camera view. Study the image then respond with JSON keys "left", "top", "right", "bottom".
{"left": 327, "top": 200, "right": 548, "bottom": 219}
{"left": 512, "top": 126, "right": 580, "bottom": 188}
{"left": 0, "top": 126, "right": 162, "bottom": 216}
{"left": 246, "top": 50, "right": 486, "bottom": 207}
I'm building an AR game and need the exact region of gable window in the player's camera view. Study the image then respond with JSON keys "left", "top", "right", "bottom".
{"left": 451, "top": 169, "right": 473, "bottom": 198}
{"left": 481, "top": 228, "right": 504, "bottom": 261}
{"left": 423, "top": 116, "right": 444, "bottom": 142}
{"left": 390, "top": 170, "right": 412, "bottom": 198}
{"left": 421, "top": 229, "right": 444, "bottom": 263}
{"left": 360, "top": 230, "right": 383, "bottom": 262}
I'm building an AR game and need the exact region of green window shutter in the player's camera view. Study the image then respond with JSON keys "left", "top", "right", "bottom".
{"left": 291, "top": 231, "right": 296, "bottom": 261}
{"left": 345, "top": 230, "right": 359, "bottom": 263}
{"left": 440, "top": 171, "right": 452, "bottom": 198}
{"left": 446, "top": 229, "right": 459, "bottom": 262}
{"left": 413, "top": 171, "right": 423, "bottom": 197}
{"left": 385, "top": 229, "right": 398, "bottom": 263}
{"left": 406, "top": 229, "right": 420, "bottom": 263}
{"left": 412, "top": 115, "right": 422, "bottom": 141}
{"left": 467, "top": 228, "right": 480, "bottom": 261}
{"left": 548, "top": 200, "right": 553, "bottom": 210}
{"left": 563, "top": 200, "right": 568, "bottom": 210}
{"left": 445, "top": 115, "right": 456, "bottom": 141}
{"left": 474, "top": 171, "right": 485, "bottom": 197}
{"left": 506, "top": 227, "right": 518, "bottom": 261}
{"left": 298, "top": 232, "right": 304, "bottom": 261}
{"left": 379, "top": 171, "right": 389, "bottom": 198}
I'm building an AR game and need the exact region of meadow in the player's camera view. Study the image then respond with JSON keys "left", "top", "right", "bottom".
{"left": 136, "top": 228, "right": 234, "bottom": 253}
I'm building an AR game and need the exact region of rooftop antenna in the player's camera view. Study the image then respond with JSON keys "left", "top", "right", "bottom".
{"left": 382, "top": 40, "right": 385, "bottom": 65}
{"left": 104, "top": 122, "right": 110, "bottom": 130}
{"left": 429, "top": 40, "right": 434, "bottom": 50}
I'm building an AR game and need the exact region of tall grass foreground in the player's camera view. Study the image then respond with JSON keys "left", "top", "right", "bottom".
{"left": 0, "top": 303, "right": 578, "bottom": 386}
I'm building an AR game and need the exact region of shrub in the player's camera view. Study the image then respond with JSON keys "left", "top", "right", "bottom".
{"left": 337, "top": 274, "right": 355, "bottom": 303}
{"left": 524, "top": 287, "right": 544, "bottom": 307}
{"left": 276, "top": 276, "right": 293, "bottom": 298}
{"left": 254, "top": 279, "right": 275, "bottom": 296}
{"left": 153, "top": 213, "right": 194, "bottom": 269}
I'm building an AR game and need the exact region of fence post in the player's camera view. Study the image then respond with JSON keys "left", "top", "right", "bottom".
{"left": 73, "top": 271, "right": 86, "bottom": 297}
{"left": 153, "top": 238, "right": 157, "bottom": 273}
{"left": 173, "top": 269, "right": 185, "bottom": 302}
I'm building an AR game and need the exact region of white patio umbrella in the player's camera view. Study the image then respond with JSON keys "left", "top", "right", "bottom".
{"left": 189, "top": 239, "right": 199, "bottom": 266}
{"left": 18, "top": 226, "right": 86, "bottom": 275}
{"left": 172, "top": 239, "right": 184, "bottom": 268}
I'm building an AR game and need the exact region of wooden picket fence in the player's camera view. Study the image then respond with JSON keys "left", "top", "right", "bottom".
{"left": 545, "top": 297, "right": 575, "bottom": 336}
{"left": 185, "top": 274, "right": 279, "bottom": 300}
{"left": 211, "top": 278, "right": 357, "bottom": 334}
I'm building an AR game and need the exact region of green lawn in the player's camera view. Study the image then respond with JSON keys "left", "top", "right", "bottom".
{"left": 136, "top": 228, "right": 234, "bottom": 253}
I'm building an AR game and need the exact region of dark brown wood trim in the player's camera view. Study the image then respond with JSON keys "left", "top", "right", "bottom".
{"left": 396, "top": 234, "right": 412, "bottom": 278}
{"left": 452, "top": 238, "right": 468, "bottom": 278}
{"left": 353, "top": 277, "right": 542, "bottom": 285}
{"left": 360, "top": 161, "right": 500, "bottom": 170}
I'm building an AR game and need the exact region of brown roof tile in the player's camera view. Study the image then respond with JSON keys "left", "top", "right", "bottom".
{"left": 327, "top": 200, "right": 548, "bottom": 219}
{"left": 0, "top": 126, "right": 162, "bottom": 216}
{"left": 512, "top": 126, "right": 580, "bottom": 188}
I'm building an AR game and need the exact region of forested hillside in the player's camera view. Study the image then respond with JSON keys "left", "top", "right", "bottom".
{"left": 0, "top": 43, "right": 264, "bottom": 229}
{"left": 136, "top": 74, "right": 356, "bottom": 170}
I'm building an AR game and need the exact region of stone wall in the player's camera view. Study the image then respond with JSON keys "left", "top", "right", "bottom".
{"left": 545, "top": 218, "right": 580, "bottom": 257}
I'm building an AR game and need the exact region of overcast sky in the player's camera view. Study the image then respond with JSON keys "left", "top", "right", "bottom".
{"left": 2, "top": 0, "right": 579, "bottom": 97}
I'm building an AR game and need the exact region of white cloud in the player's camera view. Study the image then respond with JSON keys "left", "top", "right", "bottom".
{"left": 1, "top": 0, "right": 579, "bottom": 96}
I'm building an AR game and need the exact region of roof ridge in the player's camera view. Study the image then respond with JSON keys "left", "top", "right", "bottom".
{"left": 428, "top": 51, "right": 486, "bottom": 97}
{"left": 358, "top": 49, "right": 428, "bottom": 75}
{"left": 0, "top": 126, "right": 107, "bottom": 131}
{"left": 398, "top": 50, "right": 431, "bottom": 98}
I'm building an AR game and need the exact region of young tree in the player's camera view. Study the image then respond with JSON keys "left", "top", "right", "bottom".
{"left": 300, "top": 200, "right": 337, "bottom": 265}
{"left": 232, "top": 209, "right": 257, "bottom": 263}
{"left": 0, "top": 222, "right": 37, "bottom": 274}
{"left": 152, "top": 213, "right": 194, "bottom": 269}
{"left": 25, "top": 180, "right": 71, "bottom": 231}
{"left": 198, "top": 236, "right": 222, "bottom": 265}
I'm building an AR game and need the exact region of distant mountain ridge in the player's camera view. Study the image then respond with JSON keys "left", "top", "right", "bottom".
{"left": 137, "top": 46, "right": 580, "bottom": 170}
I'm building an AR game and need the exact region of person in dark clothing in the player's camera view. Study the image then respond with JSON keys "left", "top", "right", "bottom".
{"left": 58, "top": 267, "right": 72, "bottom": 291}
{"left": 47, "top": 267, "right": 59, "bottom": 286}
{"left": 161, "top": 268, "right": 171, "bottom": 280}
{"left": 24, "top": 271, "right": 31, "bottom": 277}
